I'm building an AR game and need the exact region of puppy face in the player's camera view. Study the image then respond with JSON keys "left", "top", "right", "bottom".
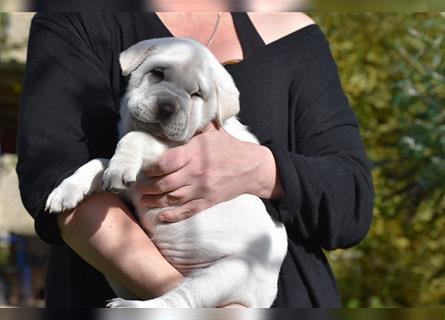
{"left": 120, "top": 38, "right": 240, "bottom": 142}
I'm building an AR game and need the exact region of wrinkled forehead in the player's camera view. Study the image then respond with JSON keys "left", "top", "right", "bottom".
{"left": 131, "top": 44, "right": 213, "bottom": 90}
{"left": 139, "top": 41, "right": 205, "bottom": 71}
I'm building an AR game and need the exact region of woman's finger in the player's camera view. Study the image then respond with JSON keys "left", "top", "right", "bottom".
{"left": 144, "top": 146, "right": 189, "bottom": 177}
{"left": 140, "top": 186, "right": 194, "bottom": 208}
{"left": 136, "top": 170, "right": 189, "bottom": 195}
{"left": 158, "top": 199, "right": 210, "bottom": 223}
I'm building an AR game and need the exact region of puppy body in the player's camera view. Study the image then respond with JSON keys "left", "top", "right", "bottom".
{"left": 106, "top": 117, "right": 287, "bottom": 308}
{"left": 46, "top": 38, "right": 287, "bottom": 308}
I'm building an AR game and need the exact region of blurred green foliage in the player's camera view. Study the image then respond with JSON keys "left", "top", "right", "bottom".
{"left": 311, "top": 13, "right": 445, "bottom": 307}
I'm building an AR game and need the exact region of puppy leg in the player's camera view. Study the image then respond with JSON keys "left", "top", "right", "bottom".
{"left": 46, "top": 158, "right": 109, "bottom": 213}
{"left": 107, "top": 257, "right": 257, "bottom": 308}
{"left": 102, "top": 131, "right": 168, "bottom": 192}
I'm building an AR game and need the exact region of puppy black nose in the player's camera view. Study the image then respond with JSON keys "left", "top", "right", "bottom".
{"left": 158, "top": 103, "right": 176, "bottom": 120}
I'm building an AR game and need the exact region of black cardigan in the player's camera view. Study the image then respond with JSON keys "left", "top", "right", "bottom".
{"left": 16, "top": 13, "right": 374, "bottom": 307}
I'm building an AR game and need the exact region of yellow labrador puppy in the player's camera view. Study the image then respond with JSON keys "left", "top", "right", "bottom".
{"left": 46, "top": 38, "right": 287, "bottom": 308}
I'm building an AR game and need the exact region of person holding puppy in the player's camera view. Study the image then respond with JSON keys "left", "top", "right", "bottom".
{"left": 17, "top": 12, "right": 374, "bottom": 307}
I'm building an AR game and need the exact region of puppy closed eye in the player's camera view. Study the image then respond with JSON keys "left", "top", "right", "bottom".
{"left": 191, "top": 90, "right": 202, "bottom": 99}
{"left": 149, "top": 68, "right": 165, "bottom": 81}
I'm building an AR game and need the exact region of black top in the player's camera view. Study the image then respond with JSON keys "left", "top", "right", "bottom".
{"left": 230, "top": 13, "right": 265, "bottom": 58}
{"left": 17, "top": 13, "right": 374, "bottom": 307}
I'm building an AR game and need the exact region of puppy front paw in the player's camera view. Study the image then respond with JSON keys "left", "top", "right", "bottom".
{"left": 106, "top": 298, "right": 147, "bottom": 308}
{"left": 102, "top": 160, "right": 138, "bottom": 193}
{"left": 45, "top": 179, "right": 89, "bottom": 214}
{"left": 106, "top": 297, "right": 168, "bottom": 308}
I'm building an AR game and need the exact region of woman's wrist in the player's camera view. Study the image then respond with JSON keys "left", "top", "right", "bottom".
{"left": 247, "top": 143, "right": 284, "bottom": 200}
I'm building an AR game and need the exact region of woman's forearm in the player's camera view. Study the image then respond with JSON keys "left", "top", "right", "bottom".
{"left": 56, "top": 191, "right": 183, "bottom": 299}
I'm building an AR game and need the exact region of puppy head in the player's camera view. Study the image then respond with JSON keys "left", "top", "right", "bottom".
{"left": 120, "top": 37, "right": 240, "bottom": 142}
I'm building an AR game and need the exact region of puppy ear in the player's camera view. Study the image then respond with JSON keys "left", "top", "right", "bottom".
{"left": 214, "top": 64, "right": 240, "bottom": 126}
{"left": 120, "top": 41, "right": 157, "bottom": 76}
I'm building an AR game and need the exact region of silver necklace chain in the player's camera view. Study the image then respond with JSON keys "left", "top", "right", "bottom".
{"left": 206, "top": 12, "right": 221, "bottom": 48}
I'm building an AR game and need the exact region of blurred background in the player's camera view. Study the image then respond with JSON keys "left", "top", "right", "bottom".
{"left": 0, "top": 12, "right": 444, "bottom": 307}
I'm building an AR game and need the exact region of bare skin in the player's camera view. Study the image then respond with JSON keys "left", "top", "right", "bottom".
{"left": 57, "top": 192, "right": 182, "bottom": 299}
{"left": 57, "top": 12, "right": 314, "bottom": 307}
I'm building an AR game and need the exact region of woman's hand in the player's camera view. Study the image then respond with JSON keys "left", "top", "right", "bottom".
{"left": 136, "top": 122, "right": 283, "bottom": 223}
